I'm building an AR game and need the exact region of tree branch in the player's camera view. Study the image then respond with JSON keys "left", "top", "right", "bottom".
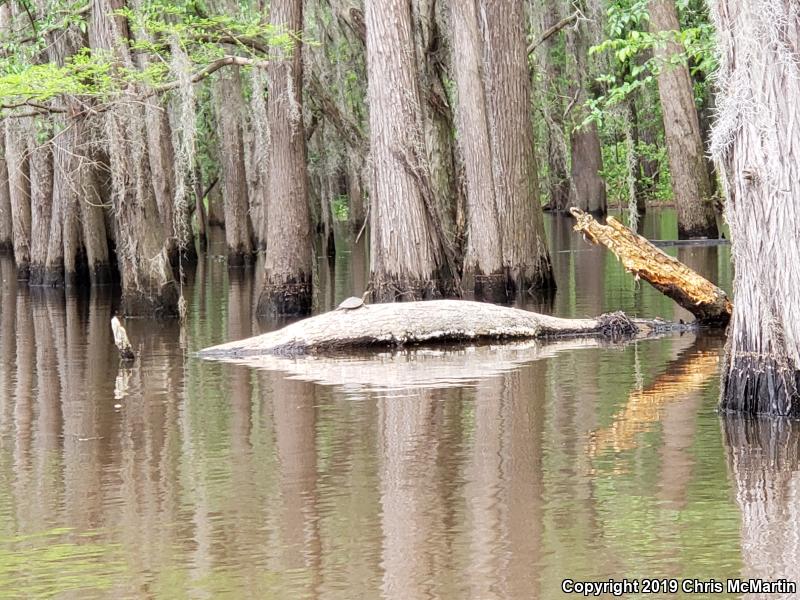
{"left": 306, "top": 75, "right": 365, "bottom": 150}
{"left": 0, "top": 100, "right": 67, "bottom": 114}
{"left": 149, "top": 55, "right": 267, "bottom": 95}
{"left": 190, "top": 33, "right": 272, "bottom": 55}
{"left": 2, "top": 56, "right": 265, "bottom": 118}
{"left": 527, "top": 11, "right": 579, "bottom": 54}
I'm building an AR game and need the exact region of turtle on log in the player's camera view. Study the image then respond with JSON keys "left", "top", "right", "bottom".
{"left": 336, "top": 291, "right": 370, "bottom": 311}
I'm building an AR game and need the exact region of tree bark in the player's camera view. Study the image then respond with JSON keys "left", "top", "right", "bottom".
{"left": 569, "top": 122, "right": 607, "bottom": 214}
{"left": 650, "top": 0, "right": 718, "bottom": 239}
{"left": 0, "top": 131, "right": 12, "bottom": 253}
{"left": 28, "top": 142, "right": 54, "bottom": 286}
{"left": 413, "top": 0, "right": 460, "bottom": 274}
{"left": 5, "top": 121, "right": 32, "bottom": 279}
{"left": 566, "top": 13, "right": 607, "bottom": 214}
{"left": 450, "top": 0, "right": 504, "bottom": 300}
{"left": 0, "top": 3, "right": 10, "bottom": 253}
{"left": 450, "top": 0, "right": 555, "bottom": 301}
{"left": 709, "top": 0, "right": 800, "bottom": 415}
{"left": 90, "top": 0, "right": 179, "bottom": 315}
{"left": 51, "top": 123, "right": 84, "bottom": 286}
{"left": 213, "top": 66, "right": 254, "bottom": 266}
{"left": 43, "top": 125, "right": 68, "bottom": 286}
{"left": 144, "top": 102, "right": 184, "bottom": 264}
{"left": 257, "top": 0, "right": 313, "bottom": 316}
{"left": 79, "top": 150, "right": 112, "bottom": 285}
{"left": 479, "top": 0, "right": 555, "bottom": 293}
{"left": 534, "top": 0, "right": 571, "bottom": 212}
{"left": 364, "top": 0, "right": 454, "bottom": 302}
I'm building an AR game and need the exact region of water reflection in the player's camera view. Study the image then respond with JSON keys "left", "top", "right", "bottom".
{"left": 724, "top": 417, "right": 800, "bottom": 600}
{"left": 0, "top": 211, "right": 783, "bottom": 599}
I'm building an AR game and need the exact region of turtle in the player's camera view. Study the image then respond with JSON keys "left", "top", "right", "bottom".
{"left": 336, "top": 290, "right": 370, "bottom": 311}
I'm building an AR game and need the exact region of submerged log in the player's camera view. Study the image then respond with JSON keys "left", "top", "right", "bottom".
{"left": 570, "top": 208, "right": 732, "bottom": 326}
{"left": 199, "top": 299, "right": 685, "bottom": 358}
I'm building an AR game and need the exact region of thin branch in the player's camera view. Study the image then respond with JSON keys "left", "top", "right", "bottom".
{"left": 190, "top": 33, "right": 272, "bottom": 55}
{"left": 2, "top": 56, "right": 265, "bottom": 118}
{"left": 527, "top": 11, "right": 579, "bottom": 54}
{"left": 563, "top": 87, "right": 581, "bottom": 119}
{"left": 20, "top": 0, "right": 38, "bottom": 39}
{"left": 15, "top": 4, "right": 89, "bottom": 45}
{"left": 149, "top": 55, "right": 267, "bottom": 94}
{"left": 0, "top": 99, "right": 67, "bottom": 112}
{"left": 307, "top": 75, "right": 365, "bottom": 149}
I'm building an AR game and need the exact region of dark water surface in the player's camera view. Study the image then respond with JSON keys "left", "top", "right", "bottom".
{"left": 0, "top": 211, "right": 795, "bottom": 599}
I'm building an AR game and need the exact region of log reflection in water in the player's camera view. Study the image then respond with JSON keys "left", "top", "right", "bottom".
{"left": 724, "top": 417, "right": 800, "bottom": 599}
{"left": 220, "top": 335, "right": 661, "bottom": 393}
{"left": 588, "top": 338, "right": 720, "bottom": 457}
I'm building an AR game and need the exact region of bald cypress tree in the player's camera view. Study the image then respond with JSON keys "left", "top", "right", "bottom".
{"left": 710, "top": 0, "right": 800, "bottom": 415}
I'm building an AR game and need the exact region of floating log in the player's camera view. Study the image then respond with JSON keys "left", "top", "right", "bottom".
{"left": 111, "top": 315, "right": 135, "bottom": 362}
{"left": 199, "top": 299, "right": 687, "bottom": 359}
{"left": 570, "top": 208, "right": 732, "bottom": 326}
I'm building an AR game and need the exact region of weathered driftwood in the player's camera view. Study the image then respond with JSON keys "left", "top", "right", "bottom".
{"left": 570, "top": 208, "right": 732, "bottom": 326}
{"left": 199, "top": 299, "right": 683, "bottom": 359}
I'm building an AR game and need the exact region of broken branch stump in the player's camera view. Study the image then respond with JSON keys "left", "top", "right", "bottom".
{"left": 570, "top": 207, "right": 732, "bottom": 326}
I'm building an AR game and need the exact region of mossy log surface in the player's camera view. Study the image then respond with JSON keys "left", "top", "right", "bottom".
{"left": 199, "top": 299, "right": 687, "bottom": 359}
{"left": 570, "top": 208, "right": 732, "bottom": 326}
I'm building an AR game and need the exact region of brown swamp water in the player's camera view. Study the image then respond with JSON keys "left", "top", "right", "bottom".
{"left": 0, "top": 210, "right": 796, "bottom": 599}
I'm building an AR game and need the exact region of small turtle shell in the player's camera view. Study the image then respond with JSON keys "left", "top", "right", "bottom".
{"left": 337, "top": 296, "right": 364, "bottom": 310}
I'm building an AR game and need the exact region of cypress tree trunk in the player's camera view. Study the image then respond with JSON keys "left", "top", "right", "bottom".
{"left": 535, "top": 0, "right": 571, "bottom": 212}
{"left": 450, "top": 0, "right": 555, "bottom": 300}
{"left": 43, "top": 132, "right": 67, "bottom": 286}
{"left": 79, "top": 145, "right": 112, "bottom": 285}
{"left": 650, "top": 0, "right": 718, "bottom": 239}
{"left": 33, "top": 2, "right": 101, "bottom": 286}
{"left": 569, "top": 122, "right": 607, "bottom": 215}
{"left": 144, "top": 103, "right": 184, "bottom": 264}
{"left": 479, "top": 0, "right": 554, "bottom": 293}
{"left": 5, "top": 121, "right": 32, "bottom": 279}
{"left": 29, "top": 143, "right": 54, "bottom": 286}
{"left": 711, "top": 0, "right": 800, "bottom": 415}
{"left": 413, "top": 0, "right": 459, "bottom": 270}
{"left": 566, "top": 12, "right": 607, "bottom": 215}
{"left": 0, "top": 3, "right": 14, "bottom": 255}
{"left": 0, "top": 133, "right": 12, "bottom": 253}
{"left": 213, "top": 66, "right": 254, "bottom": 266}
{"left": 365, "top": 0, "right": 453, "bottom": 301}
{"left": 450, "top": 0, "right": 504, "bottom": 300}
{"left": 90, "top": 0, "right": 179, "bottom": 315}
{"left": 107, "top": 105, "right": 180, "bottom": 316}
{"left": 257, "top": 0, "right": 313, "bottom": 315}
{"left": 47, "top": 119, "right": 84, "bottom": 286}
